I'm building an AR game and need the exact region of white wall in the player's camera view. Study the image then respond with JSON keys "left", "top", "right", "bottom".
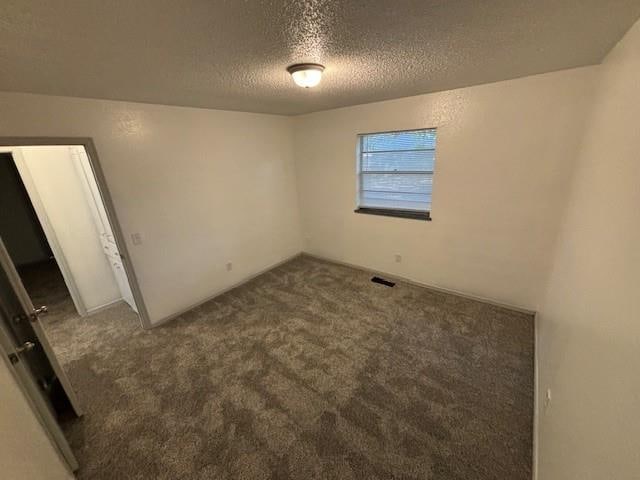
{"left": 293, "top": 67, "right": 597, "bottom": 310}
{"left": 0, "top": 68, "right": 600, "bottom": 320}
{"left": 0, "top": 95, "right": 303, "bottom": 325}
{"left": 0, "top": 359, "right": 73, "bottom": 480}
{"left": 15, "top": 146, "right": 122, "bottom": 312}
{"left": 536, "top": 20, "right": 640, "bottom": 479}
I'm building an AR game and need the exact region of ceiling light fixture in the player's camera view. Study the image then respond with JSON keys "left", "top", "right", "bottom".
{"left": 287, "top": 63, "right": 325, "bottom": 88}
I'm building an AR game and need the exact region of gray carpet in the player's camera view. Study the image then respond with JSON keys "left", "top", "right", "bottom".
{"left": 32, "top": 255, "right": 533, "bottom": 479}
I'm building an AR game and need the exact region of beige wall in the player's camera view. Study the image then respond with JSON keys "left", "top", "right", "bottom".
{"left": 293, "top": 67, "right": 597, "bottom": 310}
{"left": 0, "top": 95, "right": 303, "bottom": 325}
{"left": 536, "top": 20, "right": 640, "bottom": 479}
{"left": 0, "top": 359, "right": 73, "bottom": 480}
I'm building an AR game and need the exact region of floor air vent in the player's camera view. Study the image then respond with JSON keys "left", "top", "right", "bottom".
{"left": 371, "top": 276, "right": 395, "bottom": 287}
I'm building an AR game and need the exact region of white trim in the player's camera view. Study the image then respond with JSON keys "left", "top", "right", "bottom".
{"left": 150, "top": 252, "right": 304, "bottom": 328}
{"left": 70, "top": 146, "right": 109, "bottom": 234}
{"left": 86, "top": 298, "right": 124, "bottom": 315}
{"left": 0, "top": 146, "right": 88, "bottom": 316}
{"left": 71, "top": 146, "right": 137, "bottom": 311}
{"left": 152, "top": 250, "right": 536, "bottom": 331}
{"left": 302, "top": 252, "right": 537, "bottom": 315}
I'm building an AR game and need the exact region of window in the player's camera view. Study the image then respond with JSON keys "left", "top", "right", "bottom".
{"left": 356, "top": 128, "right": 436, "bottom": 220}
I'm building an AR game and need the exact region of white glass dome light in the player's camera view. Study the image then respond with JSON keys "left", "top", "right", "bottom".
{"left": 287, "top": 63, "right": 325, "bottom": 88}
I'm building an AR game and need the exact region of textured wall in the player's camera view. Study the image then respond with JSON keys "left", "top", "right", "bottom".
{"left": 0, "top": 95, "right": 303, "bottom": 325}
{"left": 293, "top": 67, "right": 597, "bottom": 310}
{"left": 536, "top": 20, "right": 640, "bottom": 479}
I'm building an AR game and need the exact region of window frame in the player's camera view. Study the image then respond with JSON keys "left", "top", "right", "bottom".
{"left": 355, "top": 127, "right": 435, "bottom": 221}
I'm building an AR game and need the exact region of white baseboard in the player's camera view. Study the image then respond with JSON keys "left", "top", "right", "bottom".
{"left": 302, "top": 252, "right": 537, "bottom": 315}
{"left": 84, "top": 298, "right": 124, "bottom": 316}
{"left": 150, "top": 250, "right": 536, "bottom": 330}
{"left": 149, "top": 252, "right": 304, "bottom": 329}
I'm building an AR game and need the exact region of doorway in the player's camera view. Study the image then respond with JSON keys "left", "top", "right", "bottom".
{"left": 0, "top": 138, "right": 149, "bottom": 474}
{"left": 0, "top": 152, "right": 57, "bottom": 308}
{"left": 0, "top": 145, "right": 138, "bottom": 318}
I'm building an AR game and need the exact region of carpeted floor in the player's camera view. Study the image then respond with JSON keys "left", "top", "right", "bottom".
{"left": 31, "top": 255, "right": 533, "bottom": 480}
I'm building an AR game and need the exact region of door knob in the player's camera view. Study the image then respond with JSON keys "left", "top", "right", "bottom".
{"left": 30, "top": 306, "right": 48, "bottom": 322}
{"left": 15, "top": 341, "right": 36, "bottom": 354}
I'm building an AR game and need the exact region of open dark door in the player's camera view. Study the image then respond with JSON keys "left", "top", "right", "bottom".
{"left": 0, "top": 237, "right": 80, "bottom": 470}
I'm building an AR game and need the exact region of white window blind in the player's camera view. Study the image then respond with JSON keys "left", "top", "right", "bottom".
{"left": 357, "top": 128, "right": 436, "bottom": 215}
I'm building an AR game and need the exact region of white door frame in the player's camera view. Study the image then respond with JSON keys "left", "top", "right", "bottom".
{"left": 0, "top": 138, "right": 151, "bottom": 329}
{"left": 70, "top": 146, "right": 138, "bottom": 313}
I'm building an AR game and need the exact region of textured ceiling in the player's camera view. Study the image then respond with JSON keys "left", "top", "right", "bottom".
{"left": 1, "top": 1, "right": 639, "bottom": 115}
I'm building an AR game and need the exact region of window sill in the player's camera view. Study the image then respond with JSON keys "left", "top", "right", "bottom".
{"left": 354, "top": 207, "right": 431, "bottom": 221}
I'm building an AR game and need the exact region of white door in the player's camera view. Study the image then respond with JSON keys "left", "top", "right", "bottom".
{"left": 0, "top": 237, "right": 80, "bottom": 471}
{"left": 70, "top": 147, "right": 138, "bottom": 313}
